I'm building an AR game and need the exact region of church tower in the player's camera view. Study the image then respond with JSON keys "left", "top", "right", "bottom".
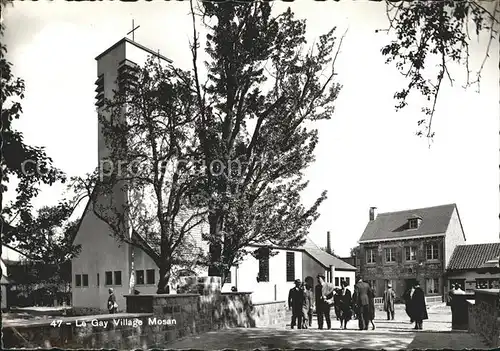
{"left": 71, "top": 38, "right": 173, "bottom": 312}
{"left": 94, "top": 37, "right": 172, "bottom": 162}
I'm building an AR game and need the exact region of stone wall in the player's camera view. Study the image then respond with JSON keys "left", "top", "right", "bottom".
{"left": 467, "top": 289, "right": 500, "bottom": 348}
{"left": 71, "top": 307, "right": 108, "bottom": 316}
{"left": 3, "top": 276, "right": 287, "bottom": 349}
{"left": 252, "top": 300, "right": 287, "bottom": 328}
{"left": 2, "top": 313, "right": 154, "bottom": 349}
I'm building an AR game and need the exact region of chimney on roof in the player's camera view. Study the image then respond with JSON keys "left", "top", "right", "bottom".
{"left": 326, "top": 231, "right": 331, "bottom": 254}
{"left": 369, "top": 207, "right": 377, "bottom": 221}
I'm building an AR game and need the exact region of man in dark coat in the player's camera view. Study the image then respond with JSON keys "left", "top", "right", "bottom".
{"left": 354, "top": 278, "right": 371, "bottom": 330}
{"left": 288, "top": 279, "right": 304, "bottom": 329}
{"left": 410, "top": 281, "right": 428, "bottom": 330}
{"left": 315, "top": 274, "right": 333, "bottom": 330}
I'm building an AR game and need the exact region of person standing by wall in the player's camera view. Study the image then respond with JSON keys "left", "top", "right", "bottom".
{"left": 383, "top": 283, "right": 396, "bottom": 320}
{"left": 288, "top": 279, "right": 304, "bottom": 329}
{"left": 107, "top": 288, "right": 117, "bottom": 314}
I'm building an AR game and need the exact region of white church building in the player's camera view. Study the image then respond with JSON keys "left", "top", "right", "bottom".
{"left": 71, "top": 38, "right": 355, "bottom": 312}
{"left": 71, "top": 37, "right": 209, "bottom": 312}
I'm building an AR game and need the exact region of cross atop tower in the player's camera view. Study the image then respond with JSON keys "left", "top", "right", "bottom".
{"left": 127, "top": 19, "right": 140, "bottom": 42}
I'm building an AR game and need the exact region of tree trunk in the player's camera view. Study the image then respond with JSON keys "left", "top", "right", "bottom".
{"left": 208, "top": 242, "right": 222, "bottom": 276}
{"left": 156, "top": 261, "right": 172, "bottom": 294}
{"left": 208, "top": 210, "right": 224, "bottom": 276}
{"left": 219, "top": 268, "right": 231, "bottom": 289}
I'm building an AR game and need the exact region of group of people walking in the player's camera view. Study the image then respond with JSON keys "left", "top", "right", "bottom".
{"left": 288, "top": 275, "right": 428, "bottom": 331}
{"left": 288, "top": 275, "right": 375, "bottom": 330}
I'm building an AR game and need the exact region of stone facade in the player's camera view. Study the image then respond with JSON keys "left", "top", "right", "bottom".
{"left": 358, "top": 236, "right": 445, "bottom": 299}
{"left": 467, "top": 289, "right": 500, "bottom": 348}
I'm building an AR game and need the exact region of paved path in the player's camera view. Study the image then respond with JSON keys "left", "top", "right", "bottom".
{"left": 165, "top": 304, "right": 489, "bottom": 350}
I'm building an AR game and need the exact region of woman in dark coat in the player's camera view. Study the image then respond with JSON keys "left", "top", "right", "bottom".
{"left": 333, "top": 288, "right": 342, "bottom": 321}
{"left": 351, "top": 285, "right": 359, "bottom": 320}
{"left": 338, "top": 281, "right": 352, "bottom": 329}
{"left": 403, "top": 286, "right": 415, "bottom": 323}
{"left": 367, "top": 282, "right": 376, "bottom": 330}
{"left": 410, "top": 282, "right": 428, "bottom": 330}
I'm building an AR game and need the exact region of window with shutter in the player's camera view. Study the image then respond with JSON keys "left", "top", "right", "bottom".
{"left": 105, "top": 271, "right": 112, "bottom": 286}
{"left": 258, "top": 248, "right": 270, "bottom": 282}
{"left": 114, "top": 271, "right": 122, "bottom": 286}
{"left": 136, "top": 270, "right": 145, "bottom": 285}
{"left": 286, "top": 252, "right": 295, "bottom": 282}
{"left": 146, "top": 269, "right": 155, "bottom": 285}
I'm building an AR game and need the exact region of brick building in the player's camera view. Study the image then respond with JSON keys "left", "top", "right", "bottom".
{"left": 356, "top": 204, "right": 466, "bottom": 301}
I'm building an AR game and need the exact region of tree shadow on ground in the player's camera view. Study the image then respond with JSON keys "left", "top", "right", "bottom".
{"left": 406, "top": 331, "right": 489, "bottom": 350}
{"left": 165, "top": 328, "right": 415, "bottom": 350}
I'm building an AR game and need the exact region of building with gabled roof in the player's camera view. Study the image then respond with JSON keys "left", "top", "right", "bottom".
{"left": 446, "top": 243, "right": 500, "bottom": 291}
{"left": 222, "top": 234, "right": 356, "bottom": 303}
{"left": 356, "top": 204, "right": 466, "bottom": 300}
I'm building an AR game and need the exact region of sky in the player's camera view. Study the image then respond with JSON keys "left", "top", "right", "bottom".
{"left": 4, "top": 1, "right": 499, "bottom": 257}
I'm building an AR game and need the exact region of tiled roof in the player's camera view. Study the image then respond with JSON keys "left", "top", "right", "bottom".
{"left": 447, "top": 243, "right": 500, "bottom": 270}
{"left": 249, "top": 237, "right": 356, "bottom": 271}
{"left": 301, "top": 238, "right": 356, "bottom": 271}
{"left": 478, "top": 257, "right": 500, "bottom": 269}
{"left": 358, "top": 204, "right": 459, "bottom": 243}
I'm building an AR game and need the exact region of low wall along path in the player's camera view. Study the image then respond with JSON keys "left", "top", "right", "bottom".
{"left": 2, "top": 276, "right": 287, "bottom": 349}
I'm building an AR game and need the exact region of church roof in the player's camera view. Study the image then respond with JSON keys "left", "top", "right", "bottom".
{"left": 95, "top": 37, "right": 172, "bottom": 63}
